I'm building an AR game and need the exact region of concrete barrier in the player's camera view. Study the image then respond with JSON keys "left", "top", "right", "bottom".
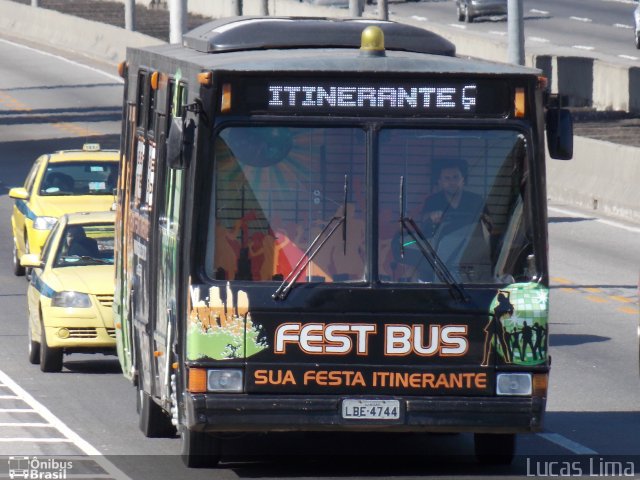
{"left": 0, "top": 0, "right": 162, "bottom": 65}
{"left": 547, "top": 139, "right": 640, "bottom": 223}
{"left": 0, "top": 0, "right": 637, "bottom": 223}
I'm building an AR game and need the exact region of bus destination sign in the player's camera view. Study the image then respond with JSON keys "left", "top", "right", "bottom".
{"left": 234, "top": 78, "right": 510, "bottom": 117}
{"left": 268, "top": 83, "right": 476, "bottom": 113}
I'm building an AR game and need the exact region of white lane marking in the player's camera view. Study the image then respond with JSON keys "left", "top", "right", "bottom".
{"left": 0, "top": 438, "right": 73, "bottom": 443}
{"left": 529, "top": 36, "right": 550, "bottom": 43}
{"left": 0, "top": 408, "right": 34, "bottom": 413}
{"left": 489, "top": 30, "right": 507, "bottom": 36}
{"left": 449, "top": 23, "right": 467, "bottom": 29}
{"left": 0, "top": 38, "right": 123, "bottom": 83}
{"left": 614, "top": 23, "right": 634, "bottom": 29}
{"left": 0, "top": 370, "right": 132, "bottom": 480}
{"left": 548, "top": 206, "right": 640, "bottom": 234}
{"left": 619, "top": 54, "right": 639, "bottom": 60}
{"left": 411, "top": 15, "right": 427, "bottom": 21}
{"left": 0, "top": 422, "right": 53, "bottom": 427}
{"left": 572, "top": 45, "right": 595, "bottom": 50}
{"left": 530, "top": 8, "right": 549, "bottom": 15}
{"left": 570, "top": 16, "right": 593, "bottom": 23}
{"left": 0, "top": 395, "right": 20, "bottom": 399}
{"left": 537, "top": 432, "right": 598, "bottom": 454}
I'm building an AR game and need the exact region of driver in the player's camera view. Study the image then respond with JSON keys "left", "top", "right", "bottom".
{"left": 421, "top": 157, "right": 492, "bottom": 240}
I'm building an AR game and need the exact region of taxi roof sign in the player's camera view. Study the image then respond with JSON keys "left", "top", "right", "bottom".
{"left": 82, "top": 143, "right": 101, "bottom": 152}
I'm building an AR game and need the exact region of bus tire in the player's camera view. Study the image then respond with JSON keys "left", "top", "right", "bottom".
{"left": 40, "top": 324, "right": 63, "bottom": 372}
{"left": 180, "top": 426, "right": 221, "bottom": 468}
{"left": 138, "top": 387, "right": 176, "bottom": 437}
{"left": 474, "top": 433, "right": 516, "bottom": 465}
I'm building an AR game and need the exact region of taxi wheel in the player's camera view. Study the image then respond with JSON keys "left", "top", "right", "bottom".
{"left": 138, "top": 385, "right": 175, "bottom": 437}
{"left": 12, "top": 240, "right": 25, "bottom": 276}
{"left": 474, "top": 433, "right": 516, "bottom": 465}
{"left": 28, "top": 324, "right": 40, "bottom": 365}
{"left": 180, "top": 426, "right": 221, "bottom": 468}
{"left": 40, "top": 326, "right": 63, "bottom": 372}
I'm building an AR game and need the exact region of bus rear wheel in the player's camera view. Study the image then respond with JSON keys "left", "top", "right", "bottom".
{"left": 474, "top": 433, "right": 516, "bottom": 465}
{"left": 180, "top": 427, "right": 222, "bottom": 468}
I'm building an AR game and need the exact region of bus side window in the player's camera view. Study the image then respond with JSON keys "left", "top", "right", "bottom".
{"left": 135, "top": 71, "right": 147, "bottom": 129}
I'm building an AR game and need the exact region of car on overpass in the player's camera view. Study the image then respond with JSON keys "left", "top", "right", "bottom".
{"left": 456, "top": 0, "right": 507, "bottom": 23}
{"left": 8, "top": 144, "right": 119, "bottom": 276}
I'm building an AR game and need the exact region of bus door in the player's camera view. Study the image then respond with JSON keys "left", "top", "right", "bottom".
{"left": 115, "top": 101, "right": 137, "bottom": 378}
{"left": 150, "top": 79, "right": 186, "bottom": 404}
{"left": 129, "top": 69, "right": 157, "bottom": 391}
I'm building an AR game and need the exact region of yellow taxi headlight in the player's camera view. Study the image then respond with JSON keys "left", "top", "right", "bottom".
{"left": 51, "top": 291, "right": 91, "bottom": 308}
{"left": 57, "top": 328, "right": 70, "bottom": 339}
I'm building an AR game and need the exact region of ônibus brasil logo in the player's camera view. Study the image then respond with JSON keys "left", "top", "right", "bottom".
{"left": 8, "top": 456, "right": 72, "bottom": 479}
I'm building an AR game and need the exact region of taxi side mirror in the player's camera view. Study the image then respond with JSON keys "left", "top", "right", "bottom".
{"left": 9, "top": 187, "right": 29, "bottom": 200}
{"left": 20, "top": 253, "right": 43, "bottom": 269}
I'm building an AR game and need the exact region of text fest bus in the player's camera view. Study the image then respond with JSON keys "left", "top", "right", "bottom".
{"left": 113, "top": 17, "right": 573, "bottom": 467}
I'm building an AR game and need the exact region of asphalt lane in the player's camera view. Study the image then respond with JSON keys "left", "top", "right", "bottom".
{"left": 0, "top": 34, "right": 638, "bottom": 479}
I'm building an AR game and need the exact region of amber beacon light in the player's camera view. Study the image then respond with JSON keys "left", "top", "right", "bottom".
{"left": 360, "top": 26, "right": 386, "bottom": 57}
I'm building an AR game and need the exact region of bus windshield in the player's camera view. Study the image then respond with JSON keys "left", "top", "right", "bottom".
{"left": 209, "top": 126, "right": 367, "bottom": 283}
{"left": 208, "top": 126, "right": 532, "bottom": 285}
{"left": 379, "top": 128, "right": 530, "bottom": 284}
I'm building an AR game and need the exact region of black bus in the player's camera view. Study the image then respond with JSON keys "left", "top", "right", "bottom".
{"left": 113, "top": 17, "right": 573, "bottom": 467}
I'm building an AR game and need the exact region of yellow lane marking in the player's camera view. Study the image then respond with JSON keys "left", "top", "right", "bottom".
{"left": 584, "top": 287, "right": 603, "bottom": 294}
{"left": 54, "top": 122, "right": 102, "bottom": 137}
{"left": 551, "top": 277, "right": 573, "bottom": 285}
{"left": 585, "top": 295, "right": 609, "bottom": 304}
{"left": 0, "top": 92, "right": 31, "bottom": 111}
{"left": 610, "top": 295, "right": 635, "bottom": 304}
{"left": 553, "top": 276, "right": 638, "bottom": 314}
{"left": 617, "top": 306, "right": 639, "bottom": 315}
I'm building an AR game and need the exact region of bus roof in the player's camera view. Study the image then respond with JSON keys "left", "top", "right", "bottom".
{"left": 183, "top": 17, "right": 456, "bottom": 56}
{"left": 140, "top": 44, "right": 539, "bottom": 77}
{"left": 133, "top": 17, "right": 540, "bottom": 77}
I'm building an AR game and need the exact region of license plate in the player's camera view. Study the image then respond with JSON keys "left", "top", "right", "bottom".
{"left": 341, "top": 399, "right": 400, "bottom": 420}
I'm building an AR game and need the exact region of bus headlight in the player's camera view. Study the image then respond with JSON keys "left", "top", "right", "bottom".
{"left": 496, "top": 373, "right": 532, "bottom": 396}
{"left": 207, "top": 369, "right": 243, "bottom": 392}
{"left": 33, "top": 216, "right": 57, "bottom": 230}
{"left": 51, "top": 291, "right": 92, "bottom": 308}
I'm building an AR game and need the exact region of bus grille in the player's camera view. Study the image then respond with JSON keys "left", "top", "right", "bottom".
{"left": 106, "top": 328, "right": 116, "bottom": 338}
{"left": 96, "top": 294, "right": 114, "bottom": 308}
{"left": 67, "top": 328, "right": 97, "bottom": 338}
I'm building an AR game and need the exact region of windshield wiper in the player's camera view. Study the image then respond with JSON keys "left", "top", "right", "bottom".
{"left": 273, "top": 175, "right": 348, "bottom": 301}
{"left": 399, "top": 176, "right": 469, "bottom": 303}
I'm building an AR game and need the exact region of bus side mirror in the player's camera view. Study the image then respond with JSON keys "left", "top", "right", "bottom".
{"left": 166, "top": 117, "right": 195, "bottom": 169}
{"left": 546, "top": 108, "right": 573, "bottom": 160}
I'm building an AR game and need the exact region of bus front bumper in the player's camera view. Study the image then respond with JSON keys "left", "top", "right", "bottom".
{"left": 185, "top": 394, "right": 545, "bottom": 434}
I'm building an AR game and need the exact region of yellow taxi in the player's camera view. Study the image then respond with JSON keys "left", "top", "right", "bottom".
{"left": 9, "top": 144, "right": 119, "bottom": 276}
{"left": 21, "top": 211, "right": 117, "bottom": 372}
